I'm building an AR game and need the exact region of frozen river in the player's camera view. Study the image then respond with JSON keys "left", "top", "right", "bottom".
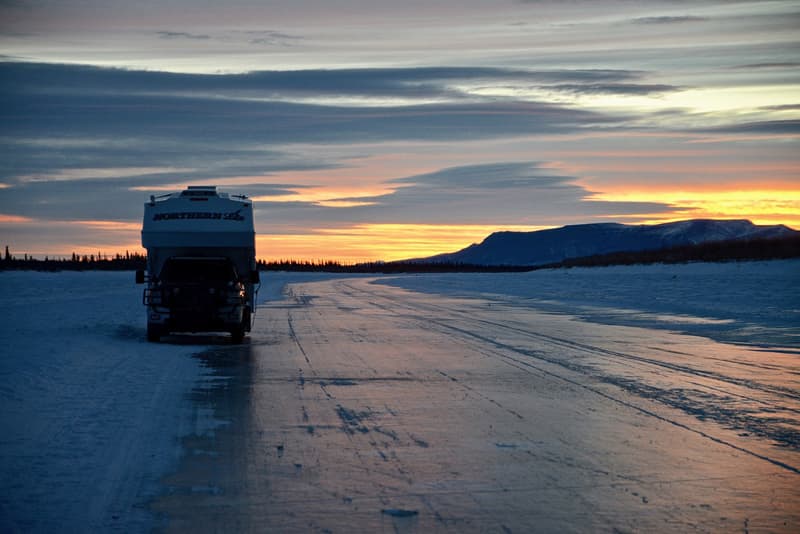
{"left": 1, "top": 264, "right": 798, "bottom": 532}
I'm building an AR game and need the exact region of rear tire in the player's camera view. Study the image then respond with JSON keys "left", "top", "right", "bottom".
{"left": 147, "top": 323, "right": 162, "bottom": 342}
{"left": 230, "top": 326, "right": 245, "bottom": 344}
{"left": 242, "top": 306, "right": 252, "bottom": 330}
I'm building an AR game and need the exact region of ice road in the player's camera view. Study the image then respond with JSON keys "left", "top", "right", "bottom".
{"left": 1, "top": 265, "right": 798, "bottom": 532}
{"left": 156, "top": 274, "right": 799, "bottom": 532}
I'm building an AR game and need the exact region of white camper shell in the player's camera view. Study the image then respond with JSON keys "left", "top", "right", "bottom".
{"left": 138, "top": 186, "right": 258, "bottom": 342}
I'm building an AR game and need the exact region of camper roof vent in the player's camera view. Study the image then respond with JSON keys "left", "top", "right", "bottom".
{"left": 181, "top": 186, "right": 218, "bottom": 197}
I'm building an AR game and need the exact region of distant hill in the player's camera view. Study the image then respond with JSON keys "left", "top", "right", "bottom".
{"left": 420, "top": 219, "right": 799, "bottom": 266}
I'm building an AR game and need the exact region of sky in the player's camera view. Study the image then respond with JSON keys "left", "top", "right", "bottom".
{"left": 0, "top": 0, "right": 798, "bottom": 262}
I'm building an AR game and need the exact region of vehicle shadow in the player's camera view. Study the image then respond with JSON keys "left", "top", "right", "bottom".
{"left": 156, "top": 333, "right": 252, "bottom": 346}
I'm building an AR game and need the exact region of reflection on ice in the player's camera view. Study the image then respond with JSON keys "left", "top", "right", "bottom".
{"left": 153, "top": 272, "right": 799, "bottom": 532}
{"left": 578, "top": 305, "right": 737, "bottom": 324}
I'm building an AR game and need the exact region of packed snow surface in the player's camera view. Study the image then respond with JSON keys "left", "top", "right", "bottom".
{"left": 0, "top": 272, "right": 205, "bottom": 532}
{"left": 380, "top": 259, "right": 800, "bottom": 349}
{"left": 0, "top": 270, "right": 358, "bottom": 532}
{"left": 1, "top": 262, "right": 798, "bottom": 532}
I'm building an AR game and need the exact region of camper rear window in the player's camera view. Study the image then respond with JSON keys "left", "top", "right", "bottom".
{"left": 160, "top": 259, "right": 238, "bottom": 284}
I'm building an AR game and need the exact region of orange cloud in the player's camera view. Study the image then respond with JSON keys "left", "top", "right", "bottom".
{"left": 71, "top": 220, "right": 141, "bottom": 231}
{"left": 0, "top": 214, "right": 34, "bottom": 223}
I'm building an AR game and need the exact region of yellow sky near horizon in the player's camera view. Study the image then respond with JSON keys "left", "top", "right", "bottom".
{"left": 588, "top": 189, "right": 800, "bottom": 228}
{"left": 4, "top": 186, "right": 798, "bottom": 263}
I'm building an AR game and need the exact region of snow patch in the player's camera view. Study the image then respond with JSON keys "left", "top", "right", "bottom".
{"left": 0, "top": 271, "right": 206, "bottom": 532}
{"left": 377, "top": 260, "right": 800, "bottom": 349}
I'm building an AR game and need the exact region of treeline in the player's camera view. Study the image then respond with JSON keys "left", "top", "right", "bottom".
{"left": 0, "top": 249, "right": 524, "bottom": 273}
{"left": 257, "top": 259, "right": 533, "bottom": 273}
{"left": 1, "top": 247, "right": 147, "bottom": 271}
{"left": 539, "top": 234, "right": 800, "bottom": 269}
{"left": 3, "top": 234, "right": 798, "bottom": 273}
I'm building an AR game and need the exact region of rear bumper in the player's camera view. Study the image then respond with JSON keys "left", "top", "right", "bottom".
{"left": 147, "top": 304, "right": 247, "bottom": 333}
{"left": 143, "top": 283, "right": 251, "bottom": 333}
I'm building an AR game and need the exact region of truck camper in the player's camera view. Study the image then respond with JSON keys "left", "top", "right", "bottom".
{"left": 136, "top": 186, "right": 259, "bottom": 342}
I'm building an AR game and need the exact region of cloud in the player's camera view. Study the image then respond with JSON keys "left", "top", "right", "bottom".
{"left": 0, "top": 61, "right": 774, "bottom": 238}
{"left": 0, "top": 90, "right": 612, "bottom": 170}
{"left": 154, "top": 29, "right": 303, "bottom": 46}
{"left": 388, "top": 162, "right": 572, "bottom": 190}
{"left": 155, "top": 31, "right": 211, "bottom": 40}
{"left": 241, "top": 30, "right": 304, "bottom": 46}
{"left": 373, "top": 163, "right": 675, "bottom": 224}
{"left": 18, "top": 102, "right": 607, "bottom": 167}
{"left": 699, "top": 119, "right": 800, "bottom": 135}
{"left": 631, "top": 16, "right": 708, "bottom": 25}
{"left": 0, "top": 132, "right": 338, "bottom": 187}
{"left": 0, "top": 62, "right": 647, "bottom": 102}
{"left": 547, "top": 83, "right": 681, "bottom": 96}
{"left": 0, "top": 62, "right": 642, "bottom": 229}
{"left": 759, "top": 104, "right": 800, "bottom": 111}
{"left": 729, "top": 62, "right": 800, "bottom": 70}
{"left": 0, "top": 175, "right": 313, "bottom": 222}
{"left": 252, "top": 162, "right": 678, "bottom": 228}
{"left": 0, "top": 62, "right": 624, "bottom": 187}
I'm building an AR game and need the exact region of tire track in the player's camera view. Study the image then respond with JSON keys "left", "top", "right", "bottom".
{"left": 341, "top": 280, "right": 800, "bottom": 410}
{"left": 336, "top": 279, "right": 800, "bottom": 474}
{"left": 283, "top": 287, "right": 450, "bottom": 523}
{"left": 349, "top": 280, "right": 799, "bottom": 404}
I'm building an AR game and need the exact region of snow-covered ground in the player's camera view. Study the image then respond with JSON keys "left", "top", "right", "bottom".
{"left": 0, "top": 270, "right": 357, "bottom": 532}
{"left": 0, "top": 271, "right": 207, "bottom": 532}
{"left": 379, "top": 259, "right": 800, "bottom": 349}
{"left": 1, "top": 262, "right": 798, "bottom": 532}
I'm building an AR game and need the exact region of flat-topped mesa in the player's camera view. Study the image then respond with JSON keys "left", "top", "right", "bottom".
{"left": 138, "top": 186, "right": 259, "bottom": 343}
{"left": 422, "top": 219, "right": 798, "bottom": 266}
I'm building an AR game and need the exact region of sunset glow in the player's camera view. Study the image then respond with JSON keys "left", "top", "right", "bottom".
{"left": 257, "top": 224, "right": 550, "bottom": 263}
{"left": 590, "top": 189, "right": 800, "bottom": 227}
{"left": 1, "top": 0, "right": 798, "bottom": 261}
{"left": 0, "top": 214, "right": 34, "bottom": 224}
